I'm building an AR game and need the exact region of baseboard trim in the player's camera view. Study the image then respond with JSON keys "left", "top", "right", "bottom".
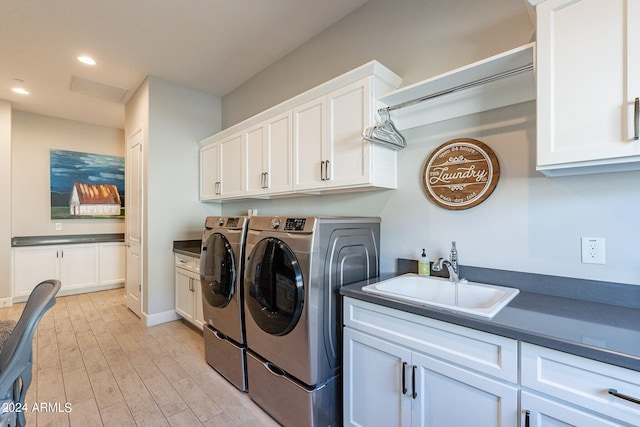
{"left": 0, "top": 297, "right": 13, "bottom": 308}
{"left": 143, "top": 309, "right": 180, "bottom": 327}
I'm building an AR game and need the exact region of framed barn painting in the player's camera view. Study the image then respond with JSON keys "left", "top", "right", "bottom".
{"left": 50, "top": 149, "right": 125, "bottom": 219}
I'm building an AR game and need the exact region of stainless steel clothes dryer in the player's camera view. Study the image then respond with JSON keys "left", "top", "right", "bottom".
{"left": 243, "top": 216, "right": 380, "bottom": 427}
{"left": 200, "top": 216, "right": 249, "bottom": 391}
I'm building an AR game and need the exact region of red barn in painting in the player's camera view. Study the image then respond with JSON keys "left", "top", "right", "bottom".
{"left": 69, "top": 182, "right": 121, "bottom": 216}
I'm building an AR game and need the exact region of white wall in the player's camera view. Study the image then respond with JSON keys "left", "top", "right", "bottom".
{"left": 218, "top": 0, "right": 640, "bottom": 286}
{"left": 126, "top": 77, "right": 222, "bottom": 318}
{"left": 0, "top": 101, "right": 11, "bottom": 299}
{"left": 11, "top": 112, "right": 125, "bottom": 236}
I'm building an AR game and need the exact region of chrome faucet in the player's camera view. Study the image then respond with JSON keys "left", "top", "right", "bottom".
{"left": 432, "top": 241, "right": 460, "bottom": 283}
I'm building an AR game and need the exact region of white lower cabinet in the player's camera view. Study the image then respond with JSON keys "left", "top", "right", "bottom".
{"left": 12, "top": 242, "right": 123, "bottom": 299}
{"left": 521, "top": 391, "right": 623, "bottom": 427}
{"left": 174, "top": 254, "right": 204, "bottom": 330}
{"left": 521, "top": 342, "right": 640, "bottom": 426}
{"left": 98, "top": 242, "right": 125, "bottom": 286}
{"left": 343, "top": 297, "right": 518, "bottom": 427}
{"left": 344, "top": 297, "right": 640, "bottom": 427}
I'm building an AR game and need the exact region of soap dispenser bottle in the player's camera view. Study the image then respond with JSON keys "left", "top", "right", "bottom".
{"left": 418, "top": 249, "right": 430, "bottom": 276}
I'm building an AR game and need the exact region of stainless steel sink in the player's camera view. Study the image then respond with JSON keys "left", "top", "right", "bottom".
{"left": 362, "top": 273, "right": 519, "bottom": 318}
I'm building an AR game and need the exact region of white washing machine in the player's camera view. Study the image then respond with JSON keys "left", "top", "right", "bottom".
{"left": 243, "top": 216, "right": 380, "bottom": 427}
{"left": 200, "top": 216, "right": 249, "bottom": 391}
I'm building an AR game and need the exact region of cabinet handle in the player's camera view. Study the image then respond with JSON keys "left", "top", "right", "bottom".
{"left": 411, "top": 365, "right": 417, "bottom": 399}
{"left": 524, "top": 410, "right": 530, "bottom": 427}
{"left": 320, "top": 161, "right": 326, "bottom": 180}
{"left": 608, "top": 388, "right": 640, "bottom": 405}
{"left": 61, "top": 250, "right": 64, "bottom": 258}
{"left": 401, "top": 362, "right": 408, "bottom": 395}
{"left": 634, "top": 97, "right": 639, "bottom": 140}
{"left": 263, "top": 172, "right": 269, "bottom": 188}
{"left": 261, "top": 172, "right": 265, "bottom": 188}
{"left": 325, "top": 160, "right": 330, "bottom": 180}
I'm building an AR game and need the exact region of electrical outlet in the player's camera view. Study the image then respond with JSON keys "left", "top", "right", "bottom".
{"left": 581, "top": 237, "right": 605, "bottom": 264}
{"left": 55, "top": 223, "right": 62, "bottom": 231}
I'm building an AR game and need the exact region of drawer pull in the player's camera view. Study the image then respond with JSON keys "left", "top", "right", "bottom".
{"left": 401, "top": 361, "right": 407, "bottom": 395}
{"left": 635, "top": 97, "right": 639, "bottom": 140}
{"left": 608, "top": 388, "right": 640, "bottom": 405}
{"left": 524, "top": 410, "right": 530, "bottom": 427}
{"left": 411, "top": 365, "right": 417, "bottom": 399}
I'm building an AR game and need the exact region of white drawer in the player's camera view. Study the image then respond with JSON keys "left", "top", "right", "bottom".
{"left": 521, "top": 342, "right": 640, "bottom": 425}
{"left": 343, "top": 297, "right": 518, "bottom": 383}
{"left": 175, "top": 253, "right": 196, "bottom": 271}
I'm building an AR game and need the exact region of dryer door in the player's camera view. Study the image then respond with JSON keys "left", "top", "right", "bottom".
{"left": 200, "top": 232, "right": 235, "bottom": 308}
{"left": 245, "top": 237, "right": 304, "bottom": 336}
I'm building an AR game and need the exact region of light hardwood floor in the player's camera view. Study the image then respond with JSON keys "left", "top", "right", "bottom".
{"left": 0, "top": 288, "right": 280, "bottom": 427}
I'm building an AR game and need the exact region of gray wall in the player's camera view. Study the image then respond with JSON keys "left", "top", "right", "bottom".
{"left": 218, "top": 0, "right": 640, "bottom": 286}
{"left": 11, "top": 112, "right": 125, "bottom": 237}
{"left": 0, "top": 101, "right": 11, "bottom": 299}
{"left": 222, "top": 0, "right": 535, "bottom": 127}
{"left": 126, "top": 77, "right": 222, "bottom": 318}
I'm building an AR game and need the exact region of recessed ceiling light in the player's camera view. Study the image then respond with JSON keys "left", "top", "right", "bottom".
{"left": 11, "top": 87, "right": 29, "bottom": 95}
{"left": 77, "top": 56, "right": 96, "bottom": 65}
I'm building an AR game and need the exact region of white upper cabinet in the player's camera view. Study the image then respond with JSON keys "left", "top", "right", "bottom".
{"left": 200, "top": 133, "right": 244, "bottom": 200}
{"left": 293, "top": 96, "right": 326, "bottom": 190}
{"left": 199, "top": 61, "right": 402, "bottom": 201}
{"left": 244, "top": 110, "right": 293, "bottom": 196}
{"left": 200, "top": 142, "right": 219, "bottom": 200}
{"left": 535, "top": 0, "right": 640, "bottom": 175}
{"left": 293, "top": 77, "right": 399, "bottom": 192}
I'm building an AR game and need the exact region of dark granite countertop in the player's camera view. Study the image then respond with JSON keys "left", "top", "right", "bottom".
{"left": 173, "top": 240, "right": 201, "bottom": 257}
{"left": 341, "top": 267, "right": 640, "bottom": 372}
{"left": 12, "top": 234, "right": 124, "bottom": 246}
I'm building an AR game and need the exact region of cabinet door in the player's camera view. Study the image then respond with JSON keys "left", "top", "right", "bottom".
{"left": 521, "top": 391, "right": 623, "bottom": 427}
{"left": 219, "top": 134, "right": 244, "bottom": 198}
{"left": 536, "top": 0, "right": 640, "bottom": 169}
{"left": 200, "top": 143, "right": 220, "bottom": 200}
{"left": 294, "top": 96, "right": 326, "bottom": 191}
{"left": 244, "top": 123, "right": 266, "bottom": 196}
{"left": 343, "top": 327, "right": 412, "bottom": 427}
{"left": 265, "top": 110, "right": 293, "bottom": 194}
{"left": 59, "top": 244, "right": 99, "bottom": 290}
{"left": 99, "top": 242, "right": 125, "bottom": 285}
{"left": 412, "top": 352, "right": 518, "bottom": 427}
{"left": 12, "top": 246, "right": 59, "bottom": 298}
{"left": 175, "top": 268, "right": 195, "bottom": 323}
{"left": 192, "top": 270, "right": 204, "bottom": 330}
{"left": 327, "top": 79, "right": 372, "bottom": 187}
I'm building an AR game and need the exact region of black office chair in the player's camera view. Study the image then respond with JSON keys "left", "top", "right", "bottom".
{"left": 0, "top": 280, "right": 61, "bottom": 427}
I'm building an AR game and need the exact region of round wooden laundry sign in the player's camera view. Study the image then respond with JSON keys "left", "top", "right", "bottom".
{"left": 422, "top": 138, "right": 500, "bottom": 210}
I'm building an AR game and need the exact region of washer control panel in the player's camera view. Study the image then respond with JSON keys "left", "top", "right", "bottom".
{"left": 284, "top": 218, "right": 306, "bottom": 231}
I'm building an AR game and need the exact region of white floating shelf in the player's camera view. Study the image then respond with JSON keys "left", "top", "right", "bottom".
{"left": 379, "top": 43, "right": 536, "bottom": 131}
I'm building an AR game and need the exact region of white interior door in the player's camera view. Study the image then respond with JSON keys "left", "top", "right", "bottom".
{"left": 126, "top": 128, "right": 143, "bottom": 317}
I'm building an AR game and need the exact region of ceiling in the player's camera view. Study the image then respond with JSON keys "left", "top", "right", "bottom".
{"left": 0, "top": 0, "right": 369, "bottom": 129}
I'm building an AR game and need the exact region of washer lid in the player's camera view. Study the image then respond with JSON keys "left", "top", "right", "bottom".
{"left": 200, "top": 232, "right": 235, "bottom": 308}
{"left": 244, "top": 237, "right": 304, "bottom": 336}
